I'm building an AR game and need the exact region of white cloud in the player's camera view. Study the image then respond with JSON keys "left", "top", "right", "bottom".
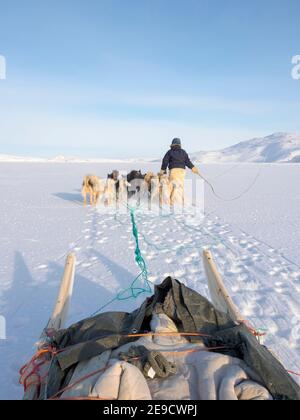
{"left": 0, "top": 110, "right": 264, "bottom": 157}
{"left": 0, "top": 79, "right": 297, "bottom": 157}
{"left": 0, "top": 81, "right": 290, "bottom": 114}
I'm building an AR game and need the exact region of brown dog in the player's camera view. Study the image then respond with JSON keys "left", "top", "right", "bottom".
{"left": 144, "top": 172, "right": 160, "bottom": 208}
{"left": 82, "top": 175, "right": 104, "bottom": 206}
{"left": 144, "top": 171, "right": 155, "bottom": 188}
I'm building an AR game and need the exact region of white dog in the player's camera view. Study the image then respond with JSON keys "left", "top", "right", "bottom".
{"left": 104, "top": 178, "right": 117, "bottom": 207}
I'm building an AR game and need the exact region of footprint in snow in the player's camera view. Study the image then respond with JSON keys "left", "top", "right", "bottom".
{"left": 97, "top": 238, "right": 108, "bottom": 244}
{"left": 244, "top": 282, "right": 260, "bottom": 292}
{"left": 188, "top": 267, "right": 200, "bottom": 274}
{"left": 219, "top": 230, "right": 230, "bottom": 236}
{"left": 36, "top": 264, "right": 47, "bottom": 270}
{"left": 237, "top": 273, "right": 249, "bottom": 282}
{"left": 291, "top": 272, "right": 300, "bottom": 281}
{"left": 189, "top": 251, "right": 199, "bottom": 260}
{"left": 81, "top": 262, "right": 92, "bottom": 268}
{"left": 174, "top": 269, "right": 186, "bottom": 277}
{"left": 269, "top": 267, "right": 283, "bottom": 276}
{"left": 251, "top": 252, "right": 262, "bottom": 258}
{"left": 240, "top": 256, "right": 254, "bottom": 265}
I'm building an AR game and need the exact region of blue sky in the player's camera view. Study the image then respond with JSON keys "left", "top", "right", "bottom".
{"left": 0, "top": 0, "right": 299, "bottom": 158}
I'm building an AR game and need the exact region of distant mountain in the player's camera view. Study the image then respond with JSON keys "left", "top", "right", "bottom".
{"left": 191, "top": 133, "right": 300, "bottom": 163}
{"left": 0, "top": 154, "right": 46, "bottom": 162}
{"left": 1, "top": 133, "right": 300, "bottom": 163}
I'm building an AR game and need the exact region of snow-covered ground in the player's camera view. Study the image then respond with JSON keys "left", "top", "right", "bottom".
{"left": 0, "top": 162, "right": 299, "bottom": 399}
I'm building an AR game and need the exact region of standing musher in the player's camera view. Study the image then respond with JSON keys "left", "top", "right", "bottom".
{"left": 160, "top": 138, "right": 200, "bottom": 206}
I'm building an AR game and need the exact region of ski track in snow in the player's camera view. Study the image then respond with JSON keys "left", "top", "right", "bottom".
{"left": 0, "top": 162, "right": 299, "bottom": 399}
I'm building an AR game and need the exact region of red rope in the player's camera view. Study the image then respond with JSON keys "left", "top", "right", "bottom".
{"left": 241, "top": 320, "right": 267, "bottom": 338}
{"left": 287, "top": 370, "right": 300, "bottom": 377}
{"left": 241, "top": 322, "right": 300, "bottom": 378}
{"left": 48, "top": 365, "right": 112, "bottom": 400}
{"left": 19, "top": 347, "right": 58, "bottom": 392}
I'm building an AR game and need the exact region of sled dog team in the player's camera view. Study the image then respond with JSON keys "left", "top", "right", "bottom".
{"left": 81, "top": 170, "right": 184, "bottom": 207}
{"left": 81, "top": 138, "right": 200, "bottom": 207}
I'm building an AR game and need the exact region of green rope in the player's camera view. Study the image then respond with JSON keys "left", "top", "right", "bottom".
{"left": 91, "top": 206, "right": 152, "bottom": 317}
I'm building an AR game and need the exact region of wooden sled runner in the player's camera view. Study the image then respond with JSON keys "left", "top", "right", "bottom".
{"left": 21, "top": 254, "right": 76, "bottom": 400}
{"left": 42, "top": 253, "right": 76, "bottom": 336}
{"left": 203, "top": 250, "right": 244, "bottom": 324}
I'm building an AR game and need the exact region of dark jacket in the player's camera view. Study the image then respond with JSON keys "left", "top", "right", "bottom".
{"left": 161, "top": 146, "right": 194, "bottom": 171}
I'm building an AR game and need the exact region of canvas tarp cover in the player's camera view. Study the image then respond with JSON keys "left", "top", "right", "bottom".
{"left": 46, "top": 277, "right": 300, "bottom": 400}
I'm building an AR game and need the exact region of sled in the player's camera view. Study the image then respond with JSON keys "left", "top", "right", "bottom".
{"left": 20, "top": 251, "right": 300, "bottom": 400}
